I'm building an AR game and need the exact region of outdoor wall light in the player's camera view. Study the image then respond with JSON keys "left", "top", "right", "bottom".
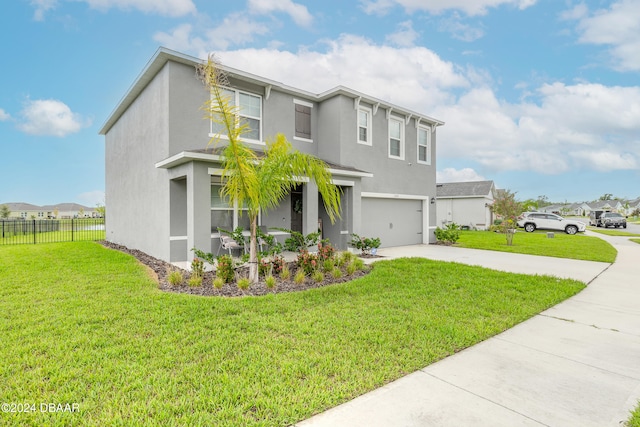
{"left": 430, "top": 197, "right": 436, "bottom": 204}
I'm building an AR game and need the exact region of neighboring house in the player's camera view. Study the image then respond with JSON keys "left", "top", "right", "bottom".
{"left": 435, "top": 180, "right": 496, "bottom": 230}
{"left": 1, "top": 202, "right": 97, "bottom": 219}
{"left": 99, "top": 47, "right": 444, "bottom": 263}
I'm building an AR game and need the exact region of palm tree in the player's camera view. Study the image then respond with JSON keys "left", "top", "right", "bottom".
{"left": 197, "top": 55, "right": 341, "bottom": 284}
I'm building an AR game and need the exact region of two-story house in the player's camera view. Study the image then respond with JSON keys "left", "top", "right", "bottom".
{"left": 100, "top": 48, "right": 444, "bottom": 264}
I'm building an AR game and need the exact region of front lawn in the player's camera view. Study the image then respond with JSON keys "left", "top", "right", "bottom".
{"left": 628, "top": 401, "right": 640, "bottom": 427}
{"left": 456, "top": 230, "right": 616, "bottom": 263}
{"left": 0, "top": 242, "right": 585, "bottom": 427}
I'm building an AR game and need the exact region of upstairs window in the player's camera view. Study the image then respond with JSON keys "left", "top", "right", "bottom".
{"left": 211, "top": 88, "right": 262, "bottom": 143}
{"left": 294, "top": 99, "right": 312, "bottom": 142}
{"left": 358, "top": 107, "right": 372, "bottom": 145}
{"left": 417, "top": 126, "right": 431, "bottom": 165}
{"left": 388, "top": 117, "right": 404, "bottom": 159}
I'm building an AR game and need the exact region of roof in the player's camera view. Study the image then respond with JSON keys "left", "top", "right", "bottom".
{"left": 436, "top": 181, "right": 495, "bottom": 198}
{"left": 99, "top": 47, "right": 444, "bottom": 135}
{"left": 1, "top": 202, "right": 95, "bottom": 211}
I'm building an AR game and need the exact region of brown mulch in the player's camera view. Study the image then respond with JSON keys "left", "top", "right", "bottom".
{"left": 99, "top": 241, "right": 373, "bottom": 298}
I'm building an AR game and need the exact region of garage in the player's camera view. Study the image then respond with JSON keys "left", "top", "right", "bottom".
{"left": 360, "top": 197, "right": 424, "bottom": 247}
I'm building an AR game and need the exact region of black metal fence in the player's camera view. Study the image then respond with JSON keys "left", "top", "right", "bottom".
{"left": 0, "top": 218, "right": 105, "bottom": 245}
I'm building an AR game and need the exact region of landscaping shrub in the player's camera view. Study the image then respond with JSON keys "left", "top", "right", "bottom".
{"left": 350, "top": 233, "right": 381, "bottom": 255}
{"left": 259, "top": 255, "right": 285, "bottom": 277}
{"left": 293, "top": 270, "right": 305, "bottom": 285}
{"left": 317, "top": 239, "right": 336, "bottom": 261}
{"left": 331, "top": 267, "right": 343, "bottom": 279}
{"left": 212, "top": 277, "right": 224, "bottom": 289}
{"left": 346, "top": 262, "right": 357, "bottom": 275}
{"left": 322, "top": 258, "right": 334, "bottom": 272}
{"left": 297, "top": 249, "right": 319, "bottom": 275}
{"left": 280, "top": 264, "right": 291, "bottom": 280}
{"left": 435, "top": 223, "right": 461, "bottom": 244}
{"left": 168, "top": 270, "right": 183, "bottom": 286}
{"left": 237, "top": 277, "right": 250, "bottom": 291}
{"left": 191, "top": 258, "right": 204, "bottom": 278}
{"left": 265, "top": 275, "right": 277, "bottom": 290}
{"left": 312, "top": 271, "right": 324, "bottom": 283}
{"left": 216, "top": 255, "right": 235, "bottom": 283}
{"left": 188, "top": 275, "right": 203, "bottom": 287}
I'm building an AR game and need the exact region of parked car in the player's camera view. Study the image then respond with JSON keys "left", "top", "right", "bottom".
{"left": 516, "top": 212, "right": 586, "bottom": 235}
{"left": 598, "top": 212, "right": 627, "bottom": 228}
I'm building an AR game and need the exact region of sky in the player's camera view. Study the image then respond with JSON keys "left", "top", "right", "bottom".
{"left": 1, "top": 0, "right": 639, "bottom": 207}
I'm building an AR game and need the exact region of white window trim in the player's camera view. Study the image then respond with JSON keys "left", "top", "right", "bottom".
{"left": 208, "top": 87, "right": 264, "bottom": 145}
{"left": 357, "top": 107, "right": 372, "bottom": 146}
{"left": 388, "top": 116, "right": 405, "bottom": 160}
{"left": 417, "top": 125, "right": 432, "bottom": 165}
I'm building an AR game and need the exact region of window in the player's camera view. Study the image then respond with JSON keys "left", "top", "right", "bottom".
{"left": 294, "top": 100, "right": 312, "bottom": 141}
{"left": 388, "top": 117, "right": 404, "bottom": 159}
{"left": 210, "top": 88, "right": 262, "bottom": 143}
{"left": 358, "top": 107, "right": 372, "bottom": 145}
{"left": 211, "top": 184, "right": 250, "bottom": 232}
{"left": 417, "top": 126, "right": 431, "bottom": 165}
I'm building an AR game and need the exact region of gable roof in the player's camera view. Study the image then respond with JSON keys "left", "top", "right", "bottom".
{"left": 436, "top": 181, "right": 495, "bottom": 198}
{"left": 99, "top": 47, "right": 444, "bottom": 135}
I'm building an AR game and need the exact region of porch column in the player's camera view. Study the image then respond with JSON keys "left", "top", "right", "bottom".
{"left": 186, "top": 162, "right": 211, "bottom": 262}
{"left": 352, "top": 180, "right": 362, "bottom": 236}
{"left": 303, "top": 181, "right": 319, "bottom": 236}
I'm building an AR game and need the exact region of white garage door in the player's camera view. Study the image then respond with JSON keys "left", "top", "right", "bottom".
{"left": 360, "top": 198, "right": 424, "bottom": 247}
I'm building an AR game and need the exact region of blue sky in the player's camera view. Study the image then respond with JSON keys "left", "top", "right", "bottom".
{"left": 1, "top": 0, "right": 639, "bottom": 207}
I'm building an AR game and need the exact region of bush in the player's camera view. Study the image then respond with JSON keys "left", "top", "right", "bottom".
{"left": 212, "top": 277, "right": 224, "bottom": 289}
{"left": 275, "top": 228, "right": 321, "bottom": 252}
{"left": 317, "top": 239, "right": 336, "bottom": 261}
{"left": 216, "top": 255, "right": 235, "bottom": 283}
{"left": 352, "top": 258, "right": 365, "bottom": 271}
{"left": 259, "top": 255, "right": 286, "bottom": 277}
{"left": 293, "top": 270, "right": 305, "bottom": 285}
{"left": 331, "top": 267, "right": 343, "bottom": 279}
{"left": 188, "top": 275, "right": 202, "bottom": 287}
{"left": 280, "top": 264, "right": 291, "bottom": 280}
{"left": 168, "top": 270, "right": 183, "bottom": 286}
{"left": 350, "top": 233, "right": 381, "bottom": 255}
{"left": 237, "top": 277, "right": 250, "bottom": 291}
{"left": 338, "top": 251, "right": 354, "bottom": 266}
{"left": 312, "top": 271, "right": 324, "bottom": 283}
{"left": 191, "top": 258, "right": 204, "bottom": 278}
{"left": 435, "top": 223, "right": 460, "bottom": 244}
{"left": 322, "top": 258, "right": 334, "bottom": 272}
{"left": 265, "top": 275, "right": 277, "bottom": 290}
{"left": 346, "top": 262, "right": 357, "bottom": 275}
{"left": 297, "top": 249, "right": 319, "bottom": 275}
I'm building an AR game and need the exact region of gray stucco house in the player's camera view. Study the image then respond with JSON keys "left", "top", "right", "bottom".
{"left": 436, "top": 180, "right": 496, "bottom": 230}
{"left": 100, "top": 47, "right": 444, "bottom": 263}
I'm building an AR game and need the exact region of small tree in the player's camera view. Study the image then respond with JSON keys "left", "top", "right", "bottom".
{"left": 491, "top": 189, "right": 523, "bottom": 246}
{"left": 0, "top": 204, "right": 10, "bottom": 219}
{"left": 197, "top": 55, "right": 341, "bottom": 284}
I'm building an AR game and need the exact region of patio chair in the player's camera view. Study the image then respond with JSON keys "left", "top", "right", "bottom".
{"left": 216, "top": 229, "right": 244, "bottom": 256}
{"left": 257, "top": 225, "right": 277, "bottom": 252}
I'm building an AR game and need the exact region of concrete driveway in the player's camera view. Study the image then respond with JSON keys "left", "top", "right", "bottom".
{"left": 296, "top": 232, "right": 640, "bottom": 427}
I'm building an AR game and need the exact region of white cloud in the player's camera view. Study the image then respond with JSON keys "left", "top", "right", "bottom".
{"left": 30, "top": 0, "right": 57, "bottom": 21}
{"left": 360, "top": 0, "right": 536, "bottom": 16}
{"left": 78, "top": 190, "right": 105, "bottom": 207}
{"left": 437, "top": 168, "right": 486, "bottom": 182}
{"left": 248, "top": 0, "right": 313, "bottom": 27}
{"left": 218, "top": 34, "right": 469, "bottom": 111}
{"left": 564, "top": 0, "right": 640, "bottom": 71}
{"left": 18, "top": 99, "right": 90, "bottom": 137}
{"left": 31, "top": 0, "right": 195, "bottom": 19}
{"left": 438, "top": 13, "right": 485, "bottom": 41}
{"left": 0, "top": 108, "right": 10, "bottom": 121}
{"left": 385, "top": 20, "right": 420, "bottom": 47}
{"left": 154, "top": 14, "right": 270, "bottom": 52}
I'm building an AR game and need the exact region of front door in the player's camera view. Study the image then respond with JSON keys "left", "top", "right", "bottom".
{"left": 291, "top": 186, "right": 303, "bottom": 234}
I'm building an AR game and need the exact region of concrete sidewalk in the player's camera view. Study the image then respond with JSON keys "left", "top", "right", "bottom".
{"left": 296, "top": 233, "right": 640, "bottom": 427}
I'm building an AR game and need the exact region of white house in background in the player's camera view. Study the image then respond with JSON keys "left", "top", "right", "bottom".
{"left": 1, "top": 202, "right": 98, "bottom": 219}
{"left": 435, "top": 180, "right": 496, "bottom": 230}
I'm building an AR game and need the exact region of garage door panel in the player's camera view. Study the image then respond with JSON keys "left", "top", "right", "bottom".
{"left": 361, "top": 198, "right": 423, "bottom": 247}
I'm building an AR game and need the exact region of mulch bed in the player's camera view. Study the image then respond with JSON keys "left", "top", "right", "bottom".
{"left": 100, "top": 241, "right": 373, "bottom": 297}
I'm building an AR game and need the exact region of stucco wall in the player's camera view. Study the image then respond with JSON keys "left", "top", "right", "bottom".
{"left": 105, "top": 63, "right": 171, "bottom": 260}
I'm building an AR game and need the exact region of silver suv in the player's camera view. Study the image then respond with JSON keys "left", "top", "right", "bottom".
{"left": 599, "top": 212, "right": 627, "bottom": 228}
{"left": 516, "top": 212, "right": 586, "bottom": 235}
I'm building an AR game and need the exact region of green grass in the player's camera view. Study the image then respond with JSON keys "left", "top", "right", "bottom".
{"left": 0, "top": 242, "right": 585, "bottom": 427}
{"left": 456, "top": 230, "right": 616, "bottom": 263}
{"left": 631, "top": 239, "right": 640, "bottom": 245}
{"left": 587, "top": 227, "right": 640, "bottom": 237}
{"left": 627, "top": 401, "right": 640, "bottom": 427}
